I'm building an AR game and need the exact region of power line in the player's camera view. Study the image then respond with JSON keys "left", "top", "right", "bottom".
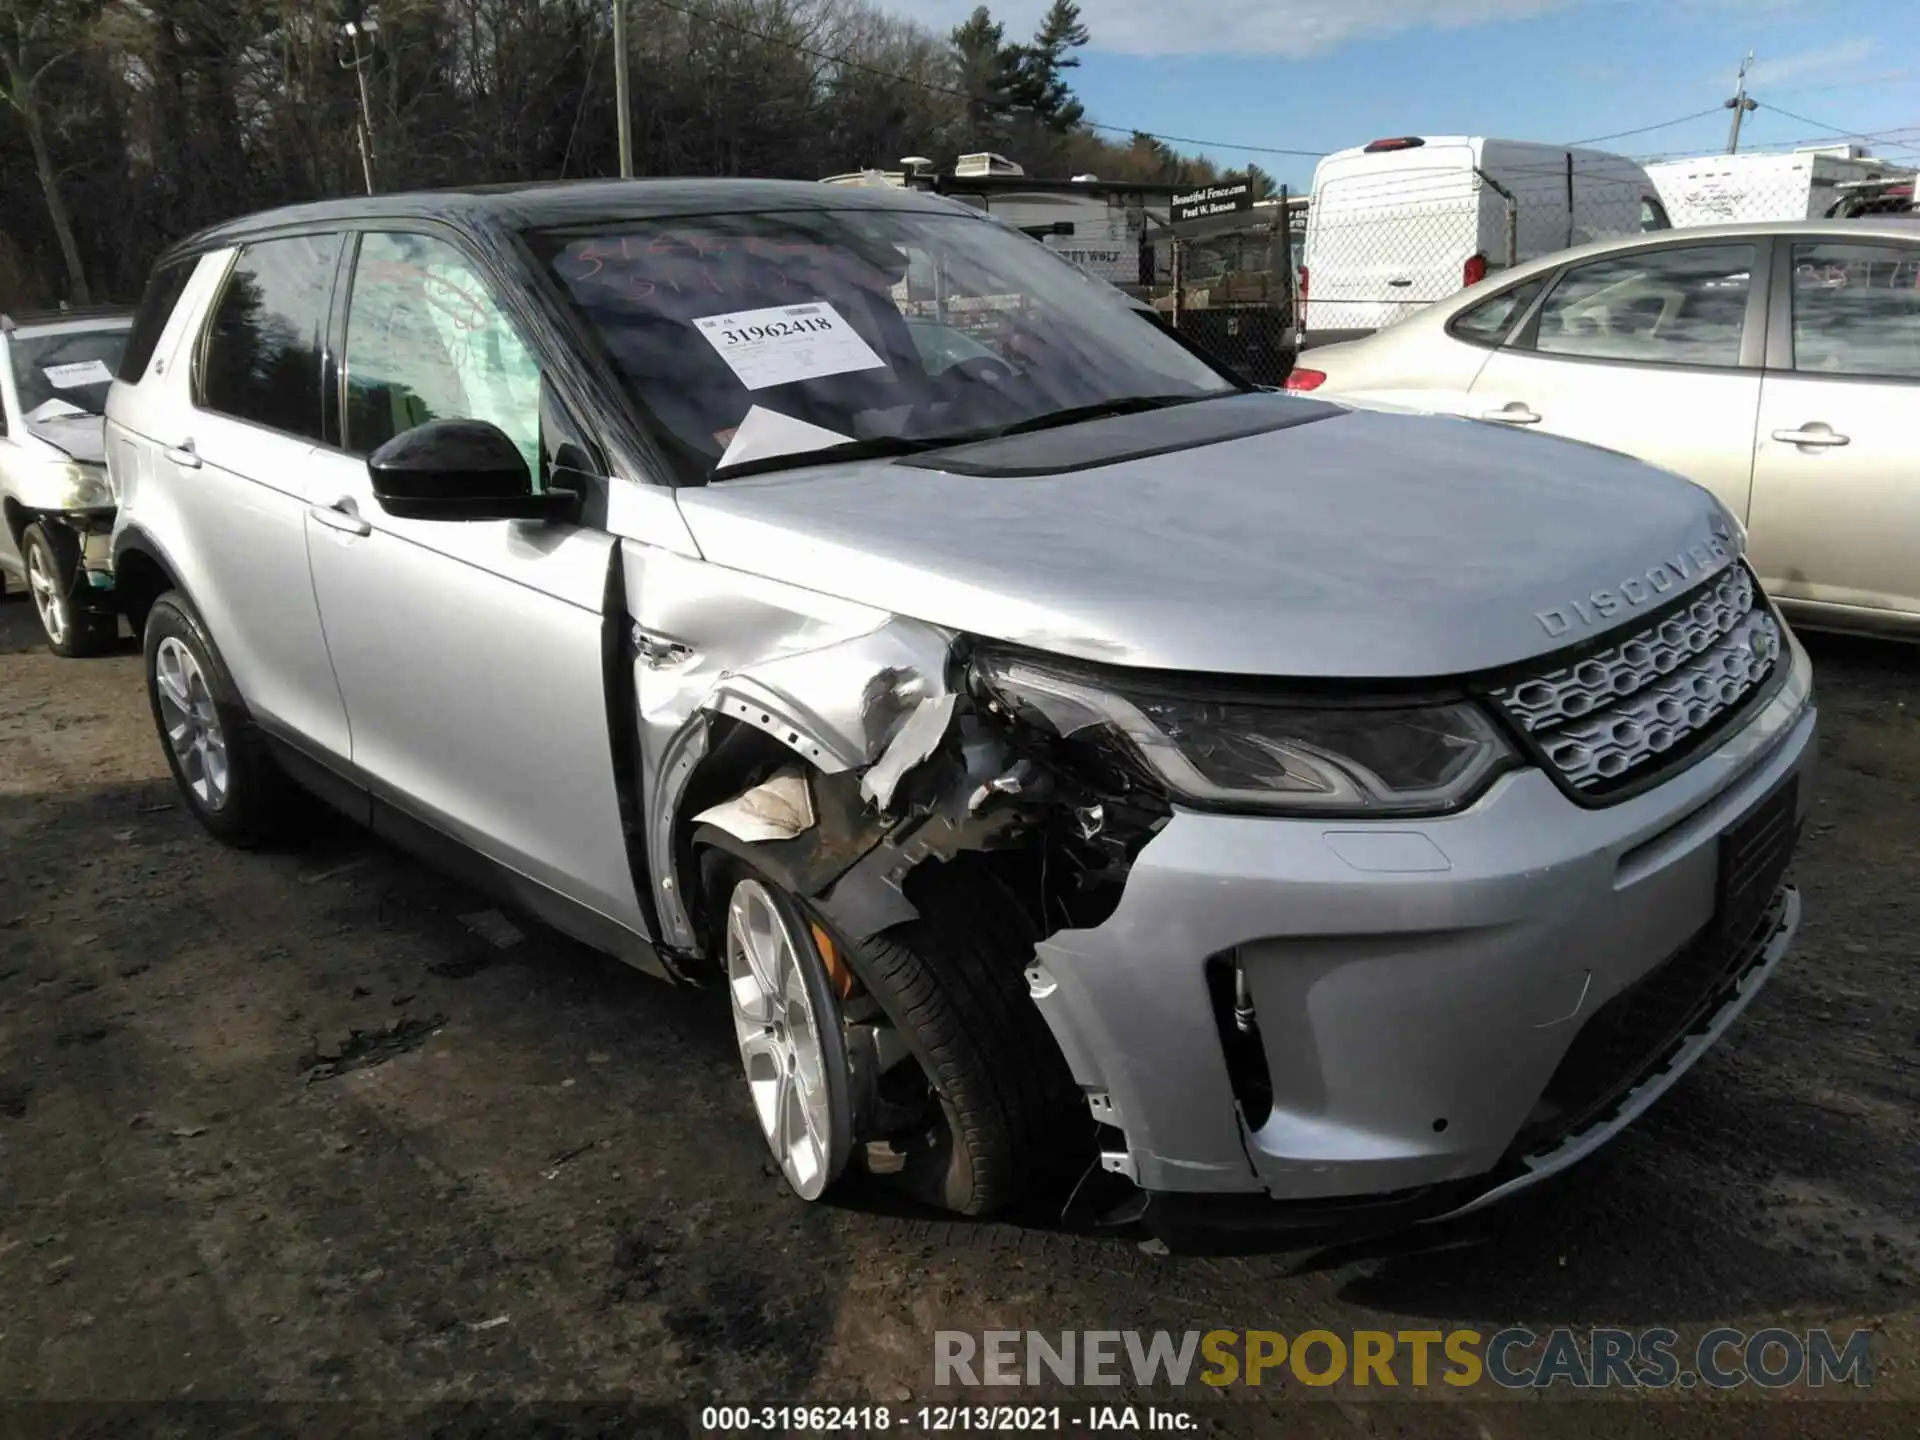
{"left": 642, "top": 0, "right": 1327, "bottom": 161}
{"left": 1566, "top": 108, "right": 1724, "bottom": 146}
{"left": 1755, "top": 101, "right": 1874, "bottom": 140}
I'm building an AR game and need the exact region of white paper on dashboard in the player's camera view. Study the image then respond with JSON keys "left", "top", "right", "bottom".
{"left": 43, "top": 359, "right": 114, "bottom": 389}
{"left": 717, "top": 406, "right": 854, "bottom": 470}
{"left": 692, "top": 302, "right": 886, "bottom": 391}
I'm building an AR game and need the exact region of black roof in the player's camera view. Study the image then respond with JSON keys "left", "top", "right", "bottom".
{"left": 168, "top": 177, "right": 971, "bottom": 259}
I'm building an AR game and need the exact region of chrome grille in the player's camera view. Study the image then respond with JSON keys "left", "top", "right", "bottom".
{"left": 1492, "top": 565, "right": 1781, "bottom": 792}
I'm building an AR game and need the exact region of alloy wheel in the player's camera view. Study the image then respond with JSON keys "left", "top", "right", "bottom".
{"left": 154, "top": 636, "right": 230, "bottom": 810}
{"left": 726, "top": 877, "right": 839, "bottom": 1199}
{"left": 26, "top": 542, "right": 67, "bottom": 647}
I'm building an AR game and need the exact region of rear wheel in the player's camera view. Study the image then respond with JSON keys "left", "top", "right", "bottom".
{"left": 23, "top": 522, "right": 115, "bottom": 657}
{"left": 142, "top": 590, "right": 294, "bottom": 847}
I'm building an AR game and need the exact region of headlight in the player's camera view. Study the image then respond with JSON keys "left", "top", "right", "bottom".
{"left": 975, "top": 651, "right": 1516, "bottom": 816}
{"left": 55, "top": 463, "right": 114, "bottom": 510}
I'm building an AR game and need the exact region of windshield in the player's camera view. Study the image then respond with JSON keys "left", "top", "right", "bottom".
{"left": 530, "top": 207, "right": 1237, "bottom": 477}
{"left": 10, "top": 325, "right": 129, "bottom": 420}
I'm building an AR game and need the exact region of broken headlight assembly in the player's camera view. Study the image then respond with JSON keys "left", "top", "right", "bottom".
{"left": 972, "top": 650, "right": 1517, "bottom": 816}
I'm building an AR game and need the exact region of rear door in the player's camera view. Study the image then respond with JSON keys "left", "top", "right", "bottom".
{"left": 1746, "top": 236, "right": 1920, "bottom": 623}
{"left": 143, "top": 235, "right": 353, "bottom": 760}
{"left": 1308, "top": 145, "right": 1477, "bottom": 332}
{"left": 1466, "top": 238, "right": 1768, "bottom": 521}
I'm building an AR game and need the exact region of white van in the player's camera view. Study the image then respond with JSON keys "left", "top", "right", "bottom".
{"left": 1301, "top": 136, "right": 1666, "bottom": 343}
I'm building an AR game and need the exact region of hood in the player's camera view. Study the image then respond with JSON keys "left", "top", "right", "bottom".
{"left": 22, "top": 406, "right": 108, "bottom": 465}
{"left": 673, "top": 397, "right": 1740, "bottom": 679}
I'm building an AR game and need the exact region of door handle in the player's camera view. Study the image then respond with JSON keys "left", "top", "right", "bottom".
{"left": 1771, "top": 424, "right": 1849, "bottom": 449}
{"left": 308, "top": 496, "right": 372, "bottom": 537}
{"left": 163, "top": 439, "right": 201, "bottom": 469}
{"left": 1481, "top": 403, "right": 1542, "bottom": 425}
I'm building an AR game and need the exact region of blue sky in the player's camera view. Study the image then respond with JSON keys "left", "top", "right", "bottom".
{"left": 883, "top": 0, "right": 1918, "bottom": 190}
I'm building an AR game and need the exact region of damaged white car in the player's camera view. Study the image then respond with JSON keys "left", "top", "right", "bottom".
{"left": 1, "top": 308, "right": 132, "bottom": 654}
{"left": 106, "top": 181, "right": 1815, "bottom": 1241}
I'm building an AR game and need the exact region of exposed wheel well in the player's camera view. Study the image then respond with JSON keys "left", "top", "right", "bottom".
{"left": 113, "top": 546, "right": 177, "bottom": 639}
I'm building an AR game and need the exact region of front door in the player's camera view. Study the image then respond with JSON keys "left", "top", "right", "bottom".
{"left": 1747, "top": 237, "right": 1920, "bottom": 622}
{"left": 1467, "top": 240, "right": 1766, "bottom": 522}
{"left": 302, "top": 229, "right": 646, "bottom": 938}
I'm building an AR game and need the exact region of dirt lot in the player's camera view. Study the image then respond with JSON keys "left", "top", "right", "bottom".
{"left": 1, "top": 594, "right": 1916, "bottom": 1438}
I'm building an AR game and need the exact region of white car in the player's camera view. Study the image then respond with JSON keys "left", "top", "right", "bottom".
{"left": 1292, "top": 218, "right": 1920, "bottom": 638}
{"left": 0, "top": 308, "right": 133, "bottom": 654}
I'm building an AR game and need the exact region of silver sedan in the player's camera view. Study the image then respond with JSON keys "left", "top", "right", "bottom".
{"left": 1292, "top": 217, "right": 1920, "bottom": 639}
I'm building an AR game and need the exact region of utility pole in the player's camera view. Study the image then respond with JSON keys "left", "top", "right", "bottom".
{"left": 341, "top": 18, "right": 381, "bottom": 194}
{"left": 612, "top": 0, "right": 634, "bottom": 178}
{"left": 1725, "top": 49, "right": 1757, "bottom": 154}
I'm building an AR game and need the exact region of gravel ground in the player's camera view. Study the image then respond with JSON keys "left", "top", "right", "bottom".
{"left": 1, "top": 593, "right": 1915, "bottom": 1439}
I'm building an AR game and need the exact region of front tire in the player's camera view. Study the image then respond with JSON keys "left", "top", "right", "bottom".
{"left": 23, "top": 522, "right": 115, "bottom": 657}
{"left": 142, "top": 590, "right": 291, "bottom": 848}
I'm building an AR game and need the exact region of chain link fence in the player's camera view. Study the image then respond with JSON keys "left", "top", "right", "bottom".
{"left": 1138, "top": 200, "right": 1305, "bottom": 388}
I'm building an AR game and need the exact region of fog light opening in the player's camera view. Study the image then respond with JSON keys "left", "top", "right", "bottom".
{"left": 1205, "top": 949, "right": 1274, "bottom": 1129}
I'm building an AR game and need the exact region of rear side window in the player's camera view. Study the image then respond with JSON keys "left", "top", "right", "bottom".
{"left": 198, "top": 233, "right": 341, "bottom": 440}
{"left": 1790, "top": 241, "right": 1920, "bottom": 380}
{"left": 1532, "top": 243, "right": 1755, "bottom": 368}
{"left": 1449, "top": 277, "right": 1547, "bottom": 345}
{"left": 118, "top": 260, "right": 195, "bottom": 383}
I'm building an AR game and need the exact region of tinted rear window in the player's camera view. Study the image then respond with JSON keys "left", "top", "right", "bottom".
{"left": 199, "top": 234, "right": 341, "bottom": 440}
{"left": 119, "top": 260, "right": 195, "bottom": 383}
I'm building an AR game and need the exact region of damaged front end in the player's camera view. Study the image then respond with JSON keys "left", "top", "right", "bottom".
{"left": 647, "top": 612, "right": 1171, "bottom": 1207}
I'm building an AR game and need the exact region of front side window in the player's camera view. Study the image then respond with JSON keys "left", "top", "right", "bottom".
{"left": 1448, "top": 276, "right": 1547, "bottom": 345}
{"left": 10, "top": 324, "right": 130, "bottom": 422}
{"left": 199, "top": 233, "right": 341, "bottom": 440}
{"left": 1789, "top": 241, "right": 1920, "bottom": 380}
{"left": 531, "top": 207, "right": 1236, "bottom": 478}
{"left": 342, "top": 232, "right": 543, "bottom": 476}
{"left": 1640, "top": 197, "right": 1671, "bottom": 232}
{"left": 1532, "top": 243, "right": 1756, "bottom": 368}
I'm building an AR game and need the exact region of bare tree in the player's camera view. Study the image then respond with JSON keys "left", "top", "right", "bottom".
{"left": 0, "top": 0, "right": 101, "bottom": 302}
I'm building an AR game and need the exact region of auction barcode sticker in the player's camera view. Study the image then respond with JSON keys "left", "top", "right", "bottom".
{"left": 692, "top": 302, "right": 886, "bottom": 391}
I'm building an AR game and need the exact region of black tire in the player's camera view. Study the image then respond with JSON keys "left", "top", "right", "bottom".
{"left": 843, "top": 858, "right": 1092, "bottom": 1217}
{"left": 22, "top": 522, "right": 115, "bottom": 658}
{"left": 142, "top": 590, "right": 294, "bottom": 848}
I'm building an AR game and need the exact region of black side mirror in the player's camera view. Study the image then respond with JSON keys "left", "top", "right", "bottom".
{"left": 367, "top": 418, "right": 578, "bottom": 523}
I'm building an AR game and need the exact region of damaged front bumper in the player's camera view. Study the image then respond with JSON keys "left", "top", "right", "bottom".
{"left": 1026, "top": 635, "right": 1816, "bottom": 1220}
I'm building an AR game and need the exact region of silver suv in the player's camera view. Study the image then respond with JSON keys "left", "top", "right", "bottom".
{"left": 1, "top": 309, "right": 132, "bottom": 654}
{"left": 107, "top": 181, "right": 1815, "bottom": 1240}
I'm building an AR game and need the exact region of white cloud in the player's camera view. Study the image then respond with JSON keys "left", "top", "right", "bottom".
{"left": 882, "top": 0, "right": 1578, "bottom": 59}
{"left": 1742, "top": 39, "right": 1876, "bottom": 88}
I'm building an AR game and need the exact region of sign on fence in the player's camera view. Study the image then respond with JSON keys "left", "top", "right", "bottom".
{"left": 1171, "top": 181, "right": 1254, "bottom": 224}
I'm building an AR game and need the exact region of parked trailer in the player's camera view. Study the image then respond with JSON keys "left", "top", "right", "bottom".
{"left": 1646, "top": 147, "right": 1916, "bottom": 227}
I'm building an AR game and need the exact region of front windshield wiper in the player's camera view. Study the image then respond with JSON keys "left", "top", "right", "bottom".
{"left": 965, "top": 392, "right": 1222, "bottom": 442}
{"left": 711, "top": 433, "right": 947, "bottom": 482}
{"left": 707, "top": 394, "right": 1227, "bottom": 483}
